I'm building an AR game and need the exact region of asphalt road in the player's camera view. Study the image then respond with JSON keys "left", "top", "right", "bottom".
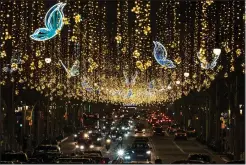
{"left": 151, "top": 132, "right": 226, "bottom": 164}
{"left": 60, "top": 121, "right": 227, "bottom": 164}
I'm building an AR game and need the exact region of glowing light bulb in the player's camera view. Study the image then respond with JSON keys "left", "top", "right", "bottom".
{"left": 213, "top": 48, "right": 221, "bottom": 56}
{"left": 45, "top": 58, "right": 51, "bottom": 63}
{"left": 184, "top": 72, "right": 189, "bottom": 77}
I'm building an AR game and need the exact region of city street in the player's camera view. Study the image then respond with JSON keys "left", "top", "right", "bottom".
{"left": 60, "top": 121, "right": 227, "bottom": 164}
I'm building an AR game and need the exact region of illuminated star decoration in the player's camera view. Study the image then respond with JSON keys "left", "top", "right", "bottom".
{"left": 153, "top": 41, "right": 176, "bottom": 68}
{"left": 197, "top": 50, "right": 221, "bottom": 70}
{"left": 59, "top": 59, "right": 79, "bottom": 78}
{"left": 30, "top": 3, "right": 66, "bottom": 41}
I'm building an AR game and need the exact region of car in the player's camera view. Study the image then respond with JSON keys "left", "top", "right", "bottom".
{"left": 32, "top": 145, "right": 62, "bottom": 163}
{"left": 134, "top": 137, "right": 150, "bottom": 143}
{"left": 90, "top": 133, "right": 103, "bottom": 146}
{"left": 55, "top": 157, "right": 94, "bottom": 164}
{"left": 226, "top": 160, "right": 245, "bottom": 164}
{"left": 168, "top": 124, "right": 180, "bottom": 134}
{"left": 186, "top": 127, "right": 196, "bottom": 137}
{"left": 33, "top": 145, "right": 61, "bottom": 155}
{"left": 73, "top": 132, "right": 80, "bottom": 141}
{"left": 187, "top": 154, "right": 215, "bottom": 164}
{"left": 153, "top": 127, "right": 165, "bottom": 136}
{"left": 75, "top": 138, "right": 94, "bottom": 151}
{"left": 130, "top": 142, "right": 152, "bottom": 161}
{"left": 82, "top": 150, "right": 103, "bottom": 157}
{"left": 41, "top": 139, "right": 60, "bottom": 145}
{"left": 135, "top": 124, "right": 146, "bottom": 134}
{"left": 0, "top": 151, "right": 28, "bottom": 164}
{"left": 174, "top": 129, "right": 187, "bottom": 140}
{"left": 171, "top": 160, "right": 206, "bottom": 164}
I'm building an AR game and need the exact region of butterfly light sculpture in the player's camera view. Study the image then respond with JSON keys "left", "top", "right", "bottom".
{"left": 59, "top": 59, "right": 79, "bottom": 78}
{"left": 123, "top": 71, "right": 138, "bottom": 87}
{"left": 30, "top": 3, "right": 66, "bottom": 41}
{"left": 197, "top": 48, "right": 221, "bottom": 70}
{"left": 153, "top": 41, "right": 176, "bottom": 68}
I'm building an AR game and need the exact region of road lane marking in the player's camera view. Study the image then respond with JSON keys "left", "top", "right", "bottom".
{"left": 195, "top": 141, "right": 215, "bottom": 156}
{"left": 204, "top": 148, "right": 214, "bottom": 155}
{"left": 172, "top": 141, "right": 186, "bottom": 154}
{"left": 165, "top": 131, "right": 170, "bottom": 136}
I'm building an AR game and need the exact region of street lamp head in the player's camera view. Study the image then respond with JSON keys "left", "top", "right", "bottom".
{"left": 213, "top": 48, "right": 221, "bottom": 56}
{"left": 184, "top": 72, "right": 189, "bottom": 77}
{"left": 45, "top": 58, "right": 52, "bottom": 64}
{"left": 176, "top": 80, "right": 180, "bottom": 85}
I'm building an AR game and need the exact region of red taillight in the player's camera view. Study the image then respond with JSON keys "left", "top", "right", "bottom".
{"left": 169, "top": 120, "right": 171, "bottom": 121}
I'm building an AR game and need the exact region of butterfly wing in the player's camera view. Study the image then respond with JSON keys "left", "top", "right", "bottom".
{"left": 153, "top": 41, "right": 168, "bottom": 66}
{"left": 163, "top": 59, "right": 176, "bottom": 68}
{"left": 45, "top": 3, "right": 65, "bottom": 31}
{"left": 30, "top": 28, "right": 55, "bottom": 41}
{"left": 70, "top": 61, "right": 79, "bottom": 77}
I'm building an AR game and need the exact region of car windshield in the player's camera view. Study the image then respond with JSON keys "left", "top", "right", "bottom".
{"left": 155, "top": 127, "right": 162, "bottom": 131}
{"left": 189, "top": 155, "right": 211, "bottom": 162}
{"left": 83, "top": 151, "right": 102, "bottom": 156}
{"left": 1, "top": 153, "right": 27, "bottom": 162}
{"left": 35, "top": 145, "right": 59, "bottom": 152}
{"left": 177, "top": 130, "right": 186, "bottom": 133}
{"left": 59, "top": 158, "right": 92, "bottom": 163}
{"left": 132, "top": 143, "right": 149, "bottom": 149}
{"left": 171, "top": 124, "right": 179, "bottom": 128}
{"left": 135, "top": 137, "right": 148, "bottom": 141}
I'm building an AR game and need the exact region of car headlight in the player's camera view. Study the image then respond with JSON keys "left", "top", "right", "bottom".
{"left": 106, "top": 139, "right": 111, "bottom": 143}
{"left": 76, "top": 145, "right": 79, "bottom": 148}
{"left": 142, "top": 129, "right": 146, "bottom": 132}
{"left": 124, "top": 133, "right": 128, "bottom": 137}
{"left": 117, "top": 149, "right": 124, "bottom": 156}
{"left": 80, "top": 145, "right": 84, "bottom": 149}
{"left": 97, "top": 138, "right": 102, "bottom": 141}
{"left": 90, "top": 145, "right": 94, "bottom": 148}
{"left": 125, "top": 156, "right": 131, "bottom": 159}
{"left": 132, "top": 151, "right": 135, "bottom": 153}
{"left": 146, "top": 150, "right": 151, "bottom": 154}
{"left": 74, "top": 134, "right": 77, "bottom": 137}
{"left": 88, "top": 130, "right": 92, "bottom": 134}
{"left": 122, "top": 127, "right": 125, "bottom": 130}
{"left": 84, "top": 133, "right": 89, "bottom": 138}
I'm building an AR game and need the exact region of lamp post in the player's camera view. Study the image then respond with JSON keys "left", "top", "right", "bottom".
{"left": 23, "top": 105, "right": 28, "bottom": 137}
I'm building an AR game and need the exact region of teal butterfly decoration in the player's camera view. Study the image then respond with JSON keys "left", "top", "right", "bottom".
{"left": 30, "top": 3, "right": 66, "bottom": 41}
